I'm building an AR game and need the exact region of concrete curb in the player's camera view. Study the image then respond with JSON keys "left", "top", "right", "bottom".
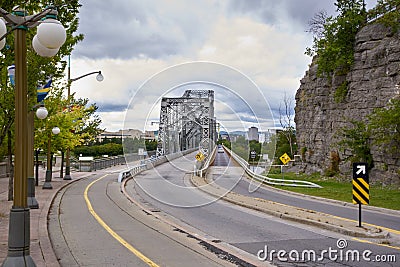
{"left": 252, "top": 176, "right": 400, "bottom": 217}
{"left": 39, "top": 174, "right": 93, "bottom": 266}
{"left": 190, "top": 174, "right": 388, "bottom": 239}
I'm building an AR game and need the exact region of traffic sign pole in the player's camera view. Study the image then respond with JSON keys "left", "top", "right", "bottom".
{"left": 352, "top": 163, "right": 369, "bottom": 228}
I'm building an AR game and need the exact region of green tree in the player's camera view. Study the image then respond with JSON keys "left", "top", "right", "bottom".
{"left": 306, "top": 0, "right": 367, "bottom": 77}
{"left": 338, "top": 120, "right": 373, "bottom": 169}
{"left": 231, "top": 135, "right": 248, "bottom": 160}
{"left": 248, "top": 140, "right": 261, "bottom": 162}
{"left": 145, "top": 139, "right": 158, "bottom": 152}
{"left": 262, "top": 134, "right": 276, "bottom": 162}
{"left": 368, "top": 0, "right": 400, "bottom": 31}
{"left": 35, "top": 87, "right": 102, "bottom": 157}
{"left": 217, "top": 139, "right": 231, "bottom": 150}
{"left": 274, "top": 130, "right": 297, "bottom": 164}
{"left": 0, "top": 1, "right": 83, "bottom": 151}
{"left": 369, "top": 98, "right": 400, "bottom": 156}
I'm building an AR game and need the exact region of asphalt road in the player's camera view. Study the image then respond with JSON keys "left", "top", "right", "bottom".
{"left": 128, "top": 152, "right": 400, "bottom": 266}
{"left": 48, "top": 166, "right": 237, "bottom": 267}
{"left": 212, "top": 151, "right": 400, "bottom": 232}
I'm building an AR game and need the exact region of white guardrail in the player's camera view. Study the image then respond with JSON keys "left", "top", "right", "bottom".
{"left": 194, "top": 146, "right": 217, "bottom": 177}
{"left": 224, "top": 146, "right": 322, "bottom": 188}
{"left": 118, "top": 148, "right": 198, "bottom": 183}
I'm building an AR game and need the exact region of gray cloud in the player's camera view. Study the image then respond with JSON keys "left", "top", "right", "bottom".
{"left": 74, "top": 0, "right": 218, "bottom": 59}
{"left": 97, "top": 103, "right": 127, "bottom": 113}
{"left": 227, "top": 0, "right": 336, "bottom": 31}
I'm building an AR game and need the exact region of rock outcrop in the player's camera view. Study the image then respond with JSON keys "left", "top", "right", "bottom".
{"left": 295, "top": 23, "right": 400, "bottom": 185}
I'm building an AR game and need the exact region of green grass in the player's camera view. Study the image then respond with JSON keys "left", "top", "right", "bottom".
{"left": 266, "top": 172, "right": 400, "bottom": 210}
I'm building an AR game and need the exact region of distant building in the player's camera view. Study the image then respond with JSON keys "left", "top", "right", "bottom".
{"left": 97, "top": 129, "right": 143, "bottom": 142}
{"left": 248, "top": 126, "right": 259, "bottom": 141}
{"left": 143, "top": 130, "right": 156, "bottom": 140}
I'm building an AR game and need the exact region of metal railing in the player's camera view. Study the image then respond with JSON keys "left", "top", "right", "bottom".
{"left": 225, "top": 146, "right": 322, "bottom": 188}
{"left": 194, "top": 146, "right": 217, "bottom": 177}
{"left": 0, "top": 162, "right": 7, "bottom": 178}
{"left": 117, "top": 148, "right": 198, "bottom": 183}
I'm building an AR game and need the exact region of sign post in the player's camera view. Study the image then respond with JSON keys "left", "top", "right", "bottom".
{"left": 352, "top": 163, "right": 369, "bottom": 227}
{"left": 279, "top": 153, "right": 291, "bottom": 179}
{"left": 250, "top": 151, "right": 256, "bottom": 172}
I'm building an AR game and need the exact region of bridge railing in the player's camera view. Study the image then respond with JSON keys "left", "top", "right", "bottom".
{"left": 225, "top": 146, "right": 322, "bottom": 188}
{"left": 118, "top": 148, "right": 198, "bottom": 183}
{"left": 194, "top": 146, "right": 217, "bottom": 177}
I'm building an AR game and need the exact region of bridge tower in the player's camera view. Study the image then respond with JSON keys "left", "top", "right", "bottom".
{"left": 157, "top": 90, "right": 216, "bottom": 157}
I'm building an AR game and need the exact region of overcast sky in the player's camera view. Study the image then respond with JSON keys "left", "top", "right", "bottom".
{"left": 67, "top": 0, "right": 378, "bottom": 132}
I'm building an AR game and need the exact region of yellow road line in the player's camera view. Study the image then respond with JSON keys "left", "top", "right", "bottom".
{"left": 84, "top": 175, "right": 160, "bottom": 267}
{"left": 251, "top": 196, "right": 400, "bottom": 249}
{"left": 352, "top": 237, "right": 400, "bottom": 251}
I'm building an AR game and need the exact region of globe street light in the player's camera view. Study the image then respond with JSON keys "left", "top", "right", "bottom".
{"left": 36, "top": 106, "right": 49, "bottom": 120}
{"left": 64, "top": 56, "right": 103, "bottom": 180}
{"left": 42, "top": 127, "right": 61, "bottom": 190}
{"left": 27, "top": 104, "right": 49, "bottom": 209}
{"left": 0, "top": 6, "right": 66, "bottom": 267}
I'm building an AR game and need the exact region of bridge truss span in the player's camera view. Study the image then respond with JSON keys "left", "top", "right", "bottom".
{"left": 157, "top": 90, "right": 217, "bottom": 157}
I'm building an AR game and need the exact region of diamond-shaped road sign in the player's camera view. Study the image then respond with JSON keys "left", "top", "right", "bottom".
{"left": 195, "top": 152, "right": 205, "bottom": 161}
{"left": 279, "top": 153, "right": 291, "bottom": 165}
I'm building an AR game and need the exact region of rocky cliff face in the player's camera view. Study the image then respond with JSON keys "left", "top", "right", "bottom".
{"left": 295, "top": 23, "right": 400, "bottom": 185}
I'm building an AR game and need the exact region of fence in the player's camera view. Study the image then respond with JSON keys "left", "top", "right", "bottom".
{"left": 224, "top": 146, "right": 322, "bottom": 188}
{"left": 0, "top": 162, "right": 7, "bottom": 178}
{"left": 117, "top": 148, "right": 197, "bottom": 183}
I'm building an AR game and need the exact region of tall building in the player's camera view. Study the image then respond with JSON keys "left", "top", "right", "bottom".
{"left": 248, "top": 126, "right": 259, "bottom": 141}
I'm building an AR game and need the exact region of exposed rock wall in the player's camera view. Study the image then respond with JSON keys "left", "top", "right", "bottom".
{"left": 295, "top": 23, "right": 400, "bottom": 184}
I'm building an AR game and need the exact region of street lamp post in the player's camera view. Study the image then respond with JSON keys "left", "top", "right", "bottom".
{"left": 64, "top": 57, "right": 103, "bottom": 180}
{"left": 42, "top": 127, "right": 60, "bottom": 189}
{"left": 0, "top": 6, "right": 66, "bottom": 267}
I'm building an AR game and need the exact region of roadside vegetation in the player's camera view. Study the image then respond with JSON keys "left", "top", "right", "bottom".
{"left": 267, "top": 170, "right": 400, "bottom": 210}
{"left": 73, "top": 137, "right": 158, "bottom": 158}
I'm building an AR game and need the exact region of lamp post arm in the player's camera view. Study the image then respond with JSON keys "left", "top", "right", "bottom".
{"left": 0, "top": 6, "right": 58, "bottom": 41}
{"left": 70, "top": 71, "right": 102, "bottom": 82}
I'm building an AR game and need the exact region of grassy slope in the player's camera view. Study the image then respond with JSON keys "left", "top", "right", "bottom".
{"left": 267, "top": 172, "right": 400, "bottom": 210}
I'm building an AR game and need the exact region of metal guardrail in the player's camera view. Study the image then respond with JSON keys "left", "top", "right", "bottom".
{"left": 117, "top": 148, "right": 198, "bottom": 183}
{"left": 225, "top": 146, "right": 322, "bottom": 188}
{"left": 194, "top": 146, "right": 217, "bottom": 177}
{"left": 117, "top": 164, "right": 147, "bottom": 183}
{"left": 0, "top": 162, "right": 8, "bottom": 178}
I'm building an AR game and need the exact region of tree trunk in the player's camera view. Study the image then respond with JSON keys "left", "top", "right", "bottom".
{"left": 7, "top": 130, "right": 13, "bottom": 201}
{"left": 60, "top": 150, "right": 64, "bottom": 178}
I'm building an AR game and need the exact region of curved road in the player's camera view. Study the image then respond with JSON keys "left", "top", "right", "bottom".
{"left": 49, "top": 167, "right": 236, "bottom": 266}
{"left": 126, "top": 152, "right": 400, "bottom": 266}
{"left": 212, "top": 150, "right": 400, "bottom": 232}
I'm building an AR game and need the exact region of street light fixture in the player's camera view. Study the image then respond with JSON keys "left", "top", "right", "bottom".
{"left": 64, "top": 56, "right": 104, "bottom": 180}
{"left": 27, "top": 104, "right": 49, "bottom": 209}
{"left": 36, "top": 106, "right": 49, "bottom": 120}
{"left": 0, "top": 6, "right": 66, "bottom": 267}
{"left": 42, "top": 127, "right": 61, "bottom": 190}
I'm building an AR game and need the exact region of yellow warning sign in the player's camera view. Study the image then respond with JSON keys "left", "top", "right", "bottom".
{"left": 279, "top": 153, "right": 291, "bottom": 165}
{"left": 195, "top": 152, "right": 205, "bottom": 161}
{"left": 352, "top": 163, "right": 369, "bottom": 205}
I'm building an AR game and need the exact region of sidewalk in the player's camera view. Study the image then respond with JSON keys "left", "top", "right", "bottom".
{"left": 0, "top": 167, "right": 92, "bottom": 266}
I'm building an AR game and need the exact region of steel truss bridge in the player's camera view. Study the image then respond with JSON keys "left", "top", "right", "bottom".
{"left": 157, "top": 90, "right": 217, "bottom": 157}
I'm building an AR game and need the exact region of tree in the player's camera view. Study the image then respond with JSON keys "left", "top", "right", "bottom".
{"left": 274, "top": 130, "right": 297, "bottom": 164}
{"left": 306, "top": 0, "right": 367, "bottom": 77}
{"left": 34, "top": 87, "right": 102, "bottom": 160}
{"left": 0, "top": 1, "right": 83, "bottom": 149}
{"left": 369, "top": 98, "right": 400, "bottom": 156}
{"left": 368, "top": 0, "right": 400, "bottom": 31}
{"left": 338, "top": 120, "right": 373, "bottom": 169}
{"left": 279, "top": 92, "right": 296, "bottom": 156}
